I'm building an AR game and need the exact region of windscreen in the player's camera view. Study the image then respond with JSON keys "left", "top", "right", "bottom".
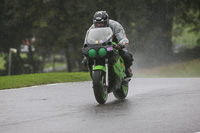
{"left": 86, "top": 27, "right": 113, "bottom": 44}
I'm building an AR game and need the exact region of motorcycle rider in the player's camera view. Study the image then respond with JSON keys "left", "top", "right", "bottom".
{"left": 82, "top": 11, "right": 133, "bottom": 77}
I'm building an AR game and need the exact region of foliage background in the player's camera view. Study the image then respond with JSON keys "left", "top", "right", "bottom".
{"left": 0, "top": 0, "right": 200, "bottom": 75}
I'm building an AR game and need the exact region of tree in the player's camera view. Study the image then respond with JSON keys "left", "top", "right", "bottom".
{"left": 117, "top": 0, "right": 200, "bottom": 68}
{"left": 174, "top": 0, "right": 200, "bottom": 43}
{"left": 1, "top": 0, "right": 199, "bottom": 75}
{"left": 120, "top": 0, "right": 175, "bottom": 68}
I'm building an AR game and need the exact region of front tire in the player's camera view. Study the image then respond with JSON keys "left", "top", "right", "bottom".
{"left": 93, "top": 70, "right": 108, "bottom": 104}
{"left": 113, "top": 81, "right": 128, "bottom": 99}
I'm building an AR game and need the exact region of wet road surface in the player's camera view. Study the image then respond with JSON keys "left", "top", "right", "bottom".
{"left": 0, "top": 78, "right": 200, "bottom": 133}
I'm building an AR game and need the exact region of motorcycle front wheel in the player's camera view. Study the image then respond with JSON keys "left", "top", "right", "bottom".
{"left": 93, "top": 70, "right": 108, "bottom": 104}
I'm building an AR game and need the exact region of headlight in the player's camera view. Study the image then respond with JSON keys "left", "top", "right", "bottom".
{"left": 98, "top": 48, "right": 107, "bottom": 57}
{"left": 88, "top": 49, "right": 97, "bottom": 58}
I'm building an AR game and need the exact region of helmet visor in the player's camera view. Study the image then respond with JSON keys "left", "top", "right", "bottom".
{"left": 96, "top": 22, "right": 105, "bottom": 27}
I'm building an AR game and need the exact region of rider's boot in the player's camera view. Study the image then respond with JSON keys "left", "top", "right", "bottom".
{"left": 125, "top": 67, "right": 133, "bottom": 78}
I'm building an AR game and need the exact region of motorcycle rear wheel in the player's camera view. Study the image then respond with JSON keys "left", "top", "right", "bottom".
{"left": 113, "top": 81, "right": 128, "bottom": 99}
{"left": 93, "top": 70, "right": 108, "bottom": 104}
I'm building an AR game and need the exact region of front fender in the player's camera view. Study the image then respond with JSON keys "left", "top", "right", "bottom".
{"left": 93, "top": 65, "right": 106, "bottom": 72}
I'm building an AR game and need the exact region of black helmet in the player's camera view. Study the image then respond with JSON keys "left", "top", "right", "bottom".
{"left": 93, "top": 11, "right": 109, "bottom": 27}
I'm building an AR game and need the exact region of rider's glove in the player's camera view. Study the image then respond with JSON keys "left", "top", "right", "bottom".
{"left": 118, "top": 43, "right": 125, "bottom": 48}
{"left": 114, "top": 44, "right": 121, "bottom": 49}
{"left": 114, "top": 43, "right": 124, "bottom": 49}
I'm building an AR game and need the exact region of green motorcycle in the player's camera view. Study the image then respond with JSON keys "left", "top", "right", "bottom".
{"left": 82, "top": 27, "right": 131, "bottom": 104}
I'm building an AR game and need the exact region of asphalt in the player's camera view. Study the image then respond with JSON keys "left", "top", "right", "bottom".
{"left": 0, "top": 78, "right": 200, "bottom": 133}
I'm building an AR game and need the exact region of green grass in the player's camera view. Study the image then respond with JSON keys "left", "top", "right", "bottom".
{"left": 0, "top": 72, "right": 91, "bottom": 90}
{"left": 172, "top": 24, "right": 200, "bottom": 49}
{"left": 44, "top": 62, "right": 66, "bottom": 68}
{"left": 0, "top": 53, "right": 66, "bottom": 70}
{"left": 20, "top": 53, "right": 28, "bottom": 58}
{"left": 0, "top": 54, "right": 6, "bottom": 70}
{"left": 1, "top": 58, "right": 200, "bottom": 90}
{"left": 134, "top": 58, "right": 200, "bottom": 78}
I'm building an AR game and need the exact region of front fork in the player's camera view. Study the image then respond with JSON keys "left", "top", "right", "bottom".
{"left": 92, "top": 58, "right": 109, "bottom": 87}
{"left": 105, "top": 58, "right": 108, "bottom": 86}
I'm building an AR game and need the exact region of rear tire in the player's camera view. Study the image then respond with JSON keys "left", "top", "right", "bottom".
{"left": 113, "top": 81, "right": 128, "bottom": 99}
{"left": 93, "top": 70, "right": 108, "bottom": 104}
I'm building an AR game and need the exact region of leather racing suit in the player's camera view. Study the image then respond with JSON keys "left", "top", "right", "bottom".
{"left": 83, "top": 19, "right": 133, "bottom": 76}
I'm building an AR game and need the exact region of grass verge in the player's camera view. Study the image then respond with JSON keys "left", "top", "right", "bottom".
{"left": 0, "top": 72, "right": 91, "bottom": 90}
{"left": 0, "top": 54, "right": 6, "bottom": 70}
{"left": 134, "top": 58, "right": 200, "bottom": 78}
{"left": 1, "top": 58, "right": 200, "bottom": 90}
